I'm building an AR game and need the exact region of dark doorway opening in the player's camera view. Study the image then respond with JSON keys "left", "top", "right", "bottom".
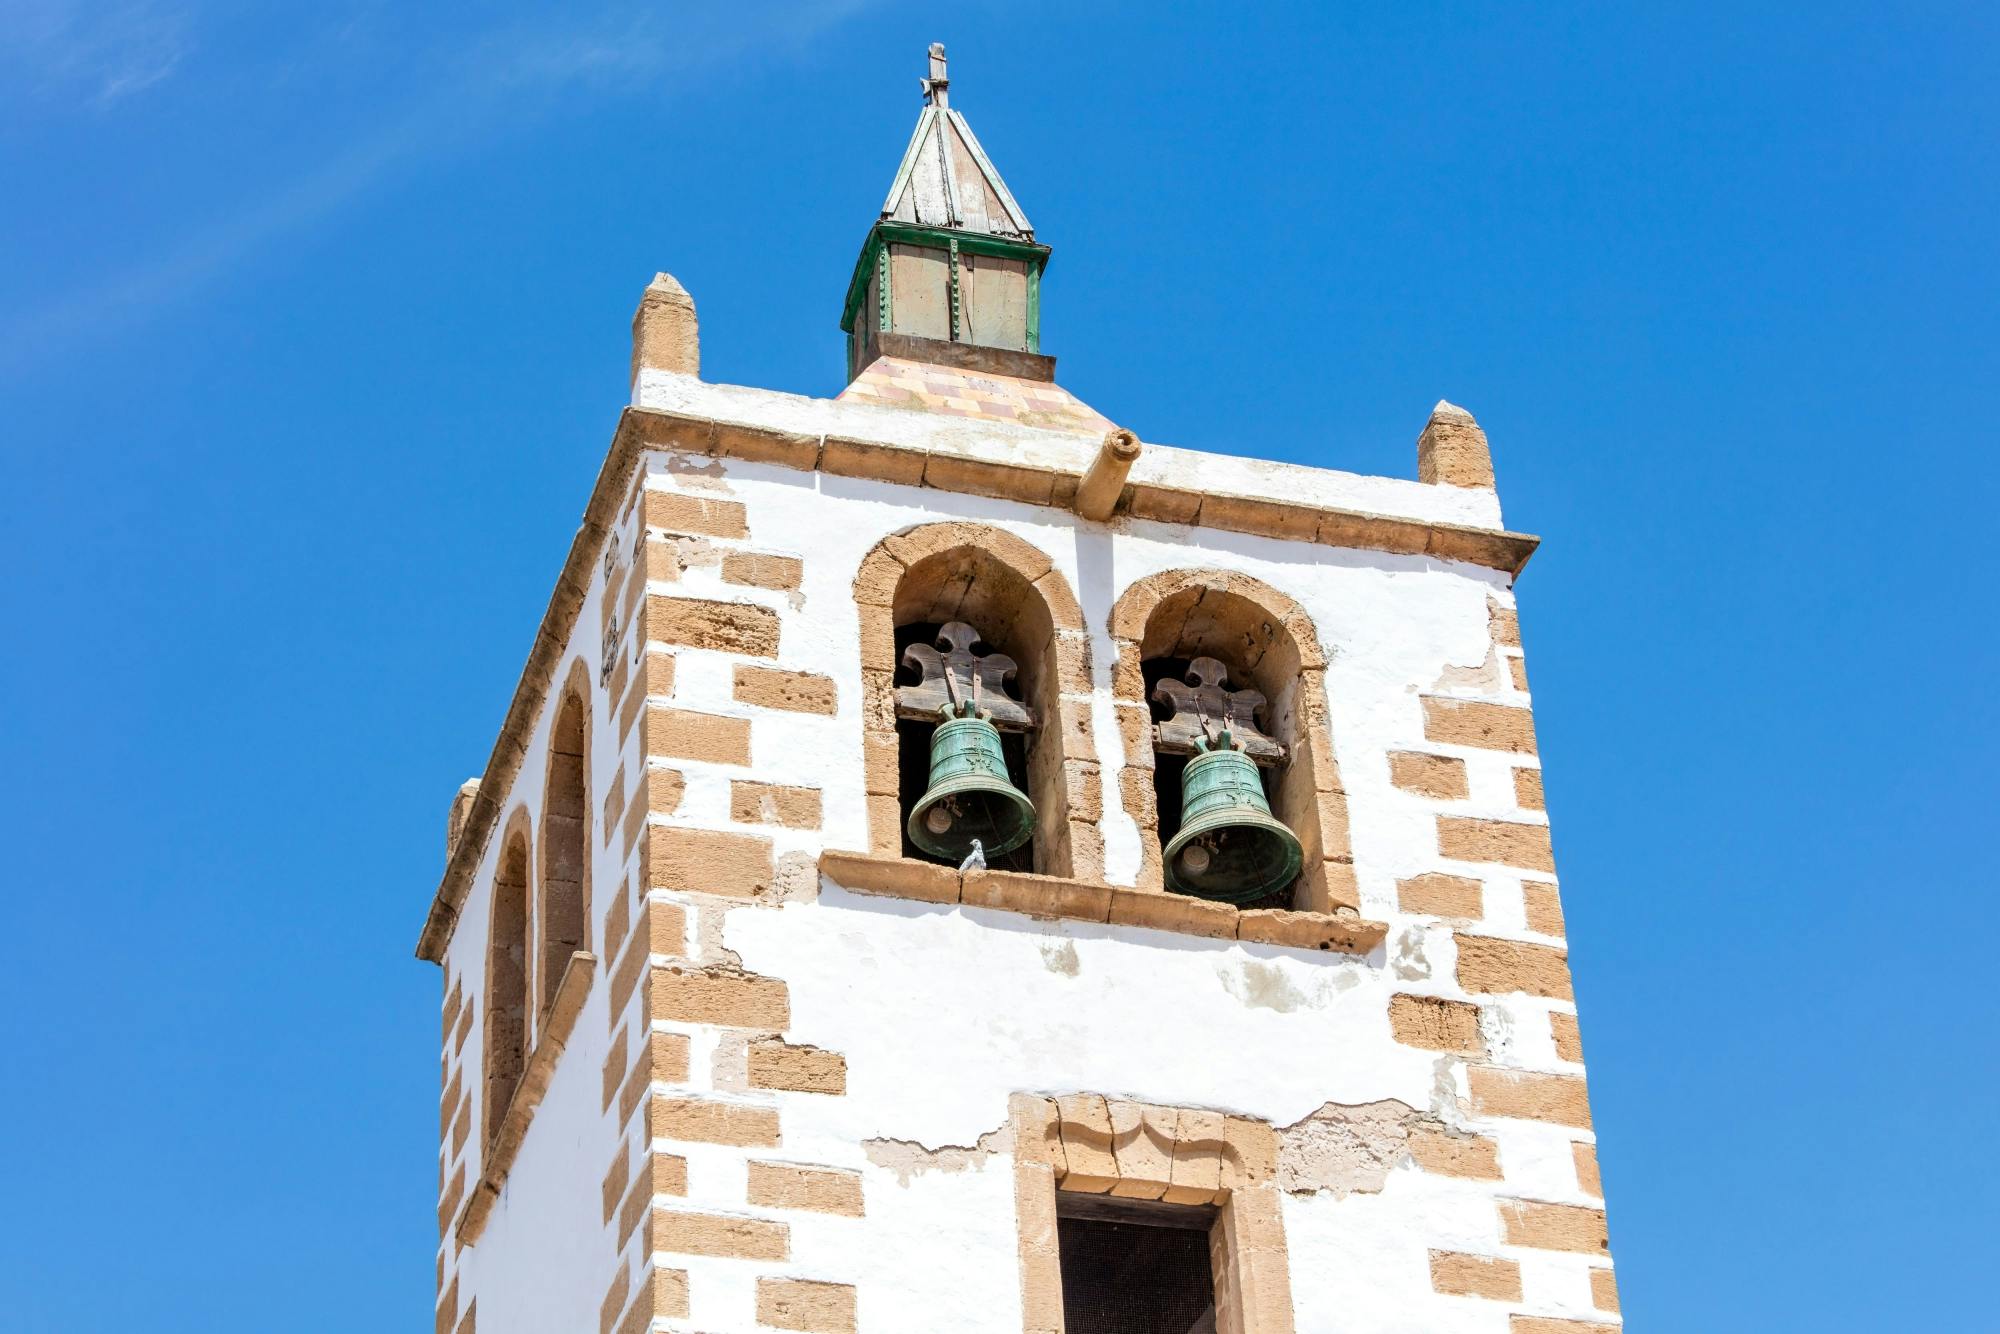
{"left": 1056, "top": 1194, "right": 1218, "bottom": 1334}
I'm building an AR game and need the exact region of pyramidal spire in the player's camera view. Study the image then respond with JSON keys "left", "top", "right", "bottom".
{"left": 879, "top": 43, "right": 1033, "bottom": 240}
{"left": 841, "top": 44, "right": 1053, "bottom": 383}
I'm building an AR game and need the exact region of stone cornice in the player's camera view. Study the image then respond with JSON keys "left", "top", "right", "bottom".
{"left": 616, "top": 406, "right": 1540, "bottom": 574}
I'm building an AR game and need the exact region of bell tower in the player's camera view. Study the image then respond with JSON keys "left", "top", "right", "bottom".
{"left": 420, "top": 43, "right": 1622, "bottom": 1334}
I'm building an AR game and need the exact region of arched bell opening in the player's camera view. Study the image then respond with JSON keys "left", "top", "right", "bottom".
{"left": 888, "top": 540, "right": 1064, "bottom": 874}
{"left": 484, "top": 821, "right": 532, "bottom": 1146}
{"left": 1111, "top": 572, "right": 1351, "bottom": 913}
{"left": 1141, "top": 649, "right": 1298, "bottom": 909}
{"left": 536, "top": 672, "right": 590, "bottom": 1026}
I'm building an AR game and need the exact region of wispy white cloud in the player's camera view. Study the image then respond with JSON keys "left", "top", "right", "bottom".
{"left": 0, "top": 0, "right": 191, "bottom": 107}
{"left": 0, "top": 0, "right": 880, "bottom": 369}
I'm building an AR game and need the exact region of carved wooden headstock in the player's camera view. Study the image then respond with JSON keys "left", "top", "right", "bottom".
{"left": 1151, "top": 656, "right": 1284, "bottom": 763}
{"left": 897, "top": 621, "right": 1036, "bottom": 732}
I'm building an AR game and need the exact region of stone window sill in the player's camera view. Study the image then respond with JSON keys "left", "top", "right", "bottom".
{"left": 819, "top": 852, "right": 1387, "bottom": 955}
{"left": 454, "top": 950, "right": 596, "bottom": 1245}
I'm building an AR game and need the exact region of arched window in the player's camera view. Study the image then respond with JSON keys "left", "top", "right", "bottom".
{"left": 537, "top": 674, "right": 590, "bottom": 1022}
{"left": 853, "top": 523, "right": 1099, "bottom": 880}
{"left": 484, "top": 824, "right": 531, "bottom": 1145}
{"left": 1108, "top": 572, "right": 1356, "bottom": 915}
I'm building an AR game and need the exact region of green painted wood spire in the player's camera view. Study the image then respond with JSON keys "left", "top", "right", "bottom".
{"left": 841, "top": 44, "right": 1053, "bottom": 382}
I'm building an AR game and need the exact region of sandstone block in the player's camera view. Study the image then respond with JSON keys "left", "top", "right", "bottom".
{"left": 1498, "top": 1199, "right": 1610, "bottom": 1255}
{"left": 1389, "top": 994, "right": 1484, "bottom": 1053}
{"left": 1408, "top": 1125, "right": 1503, "bottom": 1180}
{"left": 962, "top": 869, "right": 1112, "bottom": 924}
{"left": 1455, "top": 934, "right": 1573, "bottom": 1000}
{"left": 646, "top": 826, "right": 773, "bottom": 898}
{"left": 1572, "top": 1140, "right": 1602, "bottom": 1197}
{"left": 1429, "top": 1251, "right": 1522, "bottom": 1301}
{"left": 733, "top": 664, "right": 837, "bottom": 714}
{"left": 819, "top": 851, "right": 960, "bottom": 904}
{"left": 1550, "top": 1011, "right": 1584, "bottom": 1062}
{"left": 649, "top": 1207, "right": 788, "bottom": 1260}
{"left": 1423, "top": 697, "right": 1538, "bottom": 754}
{"left": 755, "top": 1278, "right": 856, "bottom": 1334}
{"left": 643, "top": 706, "right": 751, "bottom": 765}
{"left": 649, "top": 966, "right": 790, "bottom": 1029}
{"left": 747, "top": 1040, "right": 846, "bottom": 1095}
{"left": 1397, "top": 872, "right": 1484, "bottom": 919}
{"left": 1522, "top": 882, "right": 1565, "bottom": 937}
{"left": 1509, "top": 1319, "right": 1617, "bottom": 1334}
{"left": 643, "top": 594, "right": 780, "bottom": 656}
{"left": 730, "top": 780, "right": 822, "bottom": 830}
{"left": 1439, "top": 815, "right": 1556, "bottom": 873}
{"left": 642, "top": 490, "right": 745, "bottom": 540}
{"left": 648, "top": 1096, "right": 781, "bottom": 1147}
{"left": 1107, "top": 887, "right": 1238, "bottom": 940}
{"left": 1469, "top": 1067, "right": 1593, "bottom": 1129}
{"left": 747, "top": 1161, "right": 864, "bottom": 1217}
{"left": 1417, "top": 402, "right": 1495, "bottom": 489}
{"left": 721, "top": 552, "right": 803, "bottom": 591}
{"left": 1238, "top": 907, "right": 1386, "bottom": 954}
{"left": 1389, "top": 751, "right": 1470, "bottom": 800}
{"left": 1590, "top": 1266, "right": 1620, "bottom": 1312}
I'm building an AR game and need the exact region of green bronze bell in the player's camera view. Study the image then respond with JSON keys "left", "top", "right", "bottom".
{"left": 908, "top": 703, "right": 1036, "bottom": 862}
{"left": 1163, "top": 733, "right": 1304, "bottom": 903}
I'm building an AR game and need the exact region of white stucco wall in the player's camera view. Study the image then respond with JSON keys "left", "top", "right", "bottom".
{"left": 431, "top": 404, "right": 1604, "bottom": 1332}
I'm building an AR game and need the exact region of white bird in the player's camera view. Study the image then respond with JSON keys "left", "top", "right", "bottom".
{"left": 959, "top": 839, "right": 987, "bottom": 872}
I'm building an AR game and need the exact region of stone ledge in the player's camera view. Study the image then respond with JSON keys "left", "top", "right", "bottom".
{"left": 819, "top": 852, "right": 1387, "bottom": 955}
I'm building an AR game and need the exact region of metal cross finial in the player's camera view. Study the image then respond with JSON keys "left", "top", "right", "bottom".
{"left": 921, "top": 42, "right": 949, "bottom": 108}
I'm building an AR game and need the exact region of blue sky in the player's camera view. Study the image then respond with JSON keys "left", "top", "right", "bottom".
{"left": 2, "top": 2, "right": 1994, "bottom": 1329}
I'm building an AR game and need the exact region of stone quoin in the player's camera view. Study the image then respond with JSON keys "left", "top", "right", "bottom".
{"left": 418, "top": 42, "right": 1618, "bottom": 1334}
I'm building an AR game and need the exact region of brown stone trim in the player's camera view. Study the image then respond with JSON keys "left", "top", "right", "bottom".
{"left": 1388, "top": 994, "right": 1484, "bottom": 1053}
{"left": 1407, "top": 1124, "right": 1503, "bottom": 1180}
{"left": 820, "top": 852, "right": 1388, "bottom": 955}
{"left": 1104, "top": 569, "right": 1357, "bottom": 913}
{"left": 1429, "top": 1251, "right": 1522, "bottom": 1301}
{"left": 1396, "top": 872, "right": 1484, "bottom": 919}
{"left": 754, "top": 1277, "right": 858, "bottom": 1334}
{"left": 1496, "top": 1199, "right": 1610, "bottom": 1256}
{"left": 747, "top": 1161, "right": 865, "bottom": 1217}
{"left": 619, "top": 406, "right": 1537, "bottom": 565}
{"left": 1509, "top": 1318, "right": 1618, "bottom": 1334}
{"left": 1455, "top": 934, "right": 1574, "bottom": 1000}
{"left": 1010, "top": 1094, "right": 1295, "bottom": 1334}
{"left": 1588, "top": 1266, "right": 1620, "bottom": 1312}
{"left": 747, "top": 1040, "right": 847, "bottom": 1094}
{"left": 1572, "top": 1141, "right": 1603, "bottom": 1197}
{"left": 1439, "top": 815, "right": 1556, "bottom": 874}
{"left": 852, "top": 522, "right": 1098, "bottom": 879}
{"left": 649, "top": 1206, "right": 790, "bottom": 1260}
{"left": 455, "top": 950, "right": 597, "bottom": 1245}
{"left": 1388, "top": 751, "right": 1470, "bottom": 800}
{"left": 1469, "top": 1067, "right": 1593, "bottom": 1129}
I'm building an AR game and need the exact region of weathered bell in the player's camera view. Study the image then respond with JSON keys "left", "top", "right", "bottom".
{"left": 1162, "top": 735, "right": 1304, "bottom": 903}
{"left": 907, "top": 704, "right": 1036, "bottom": 862}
